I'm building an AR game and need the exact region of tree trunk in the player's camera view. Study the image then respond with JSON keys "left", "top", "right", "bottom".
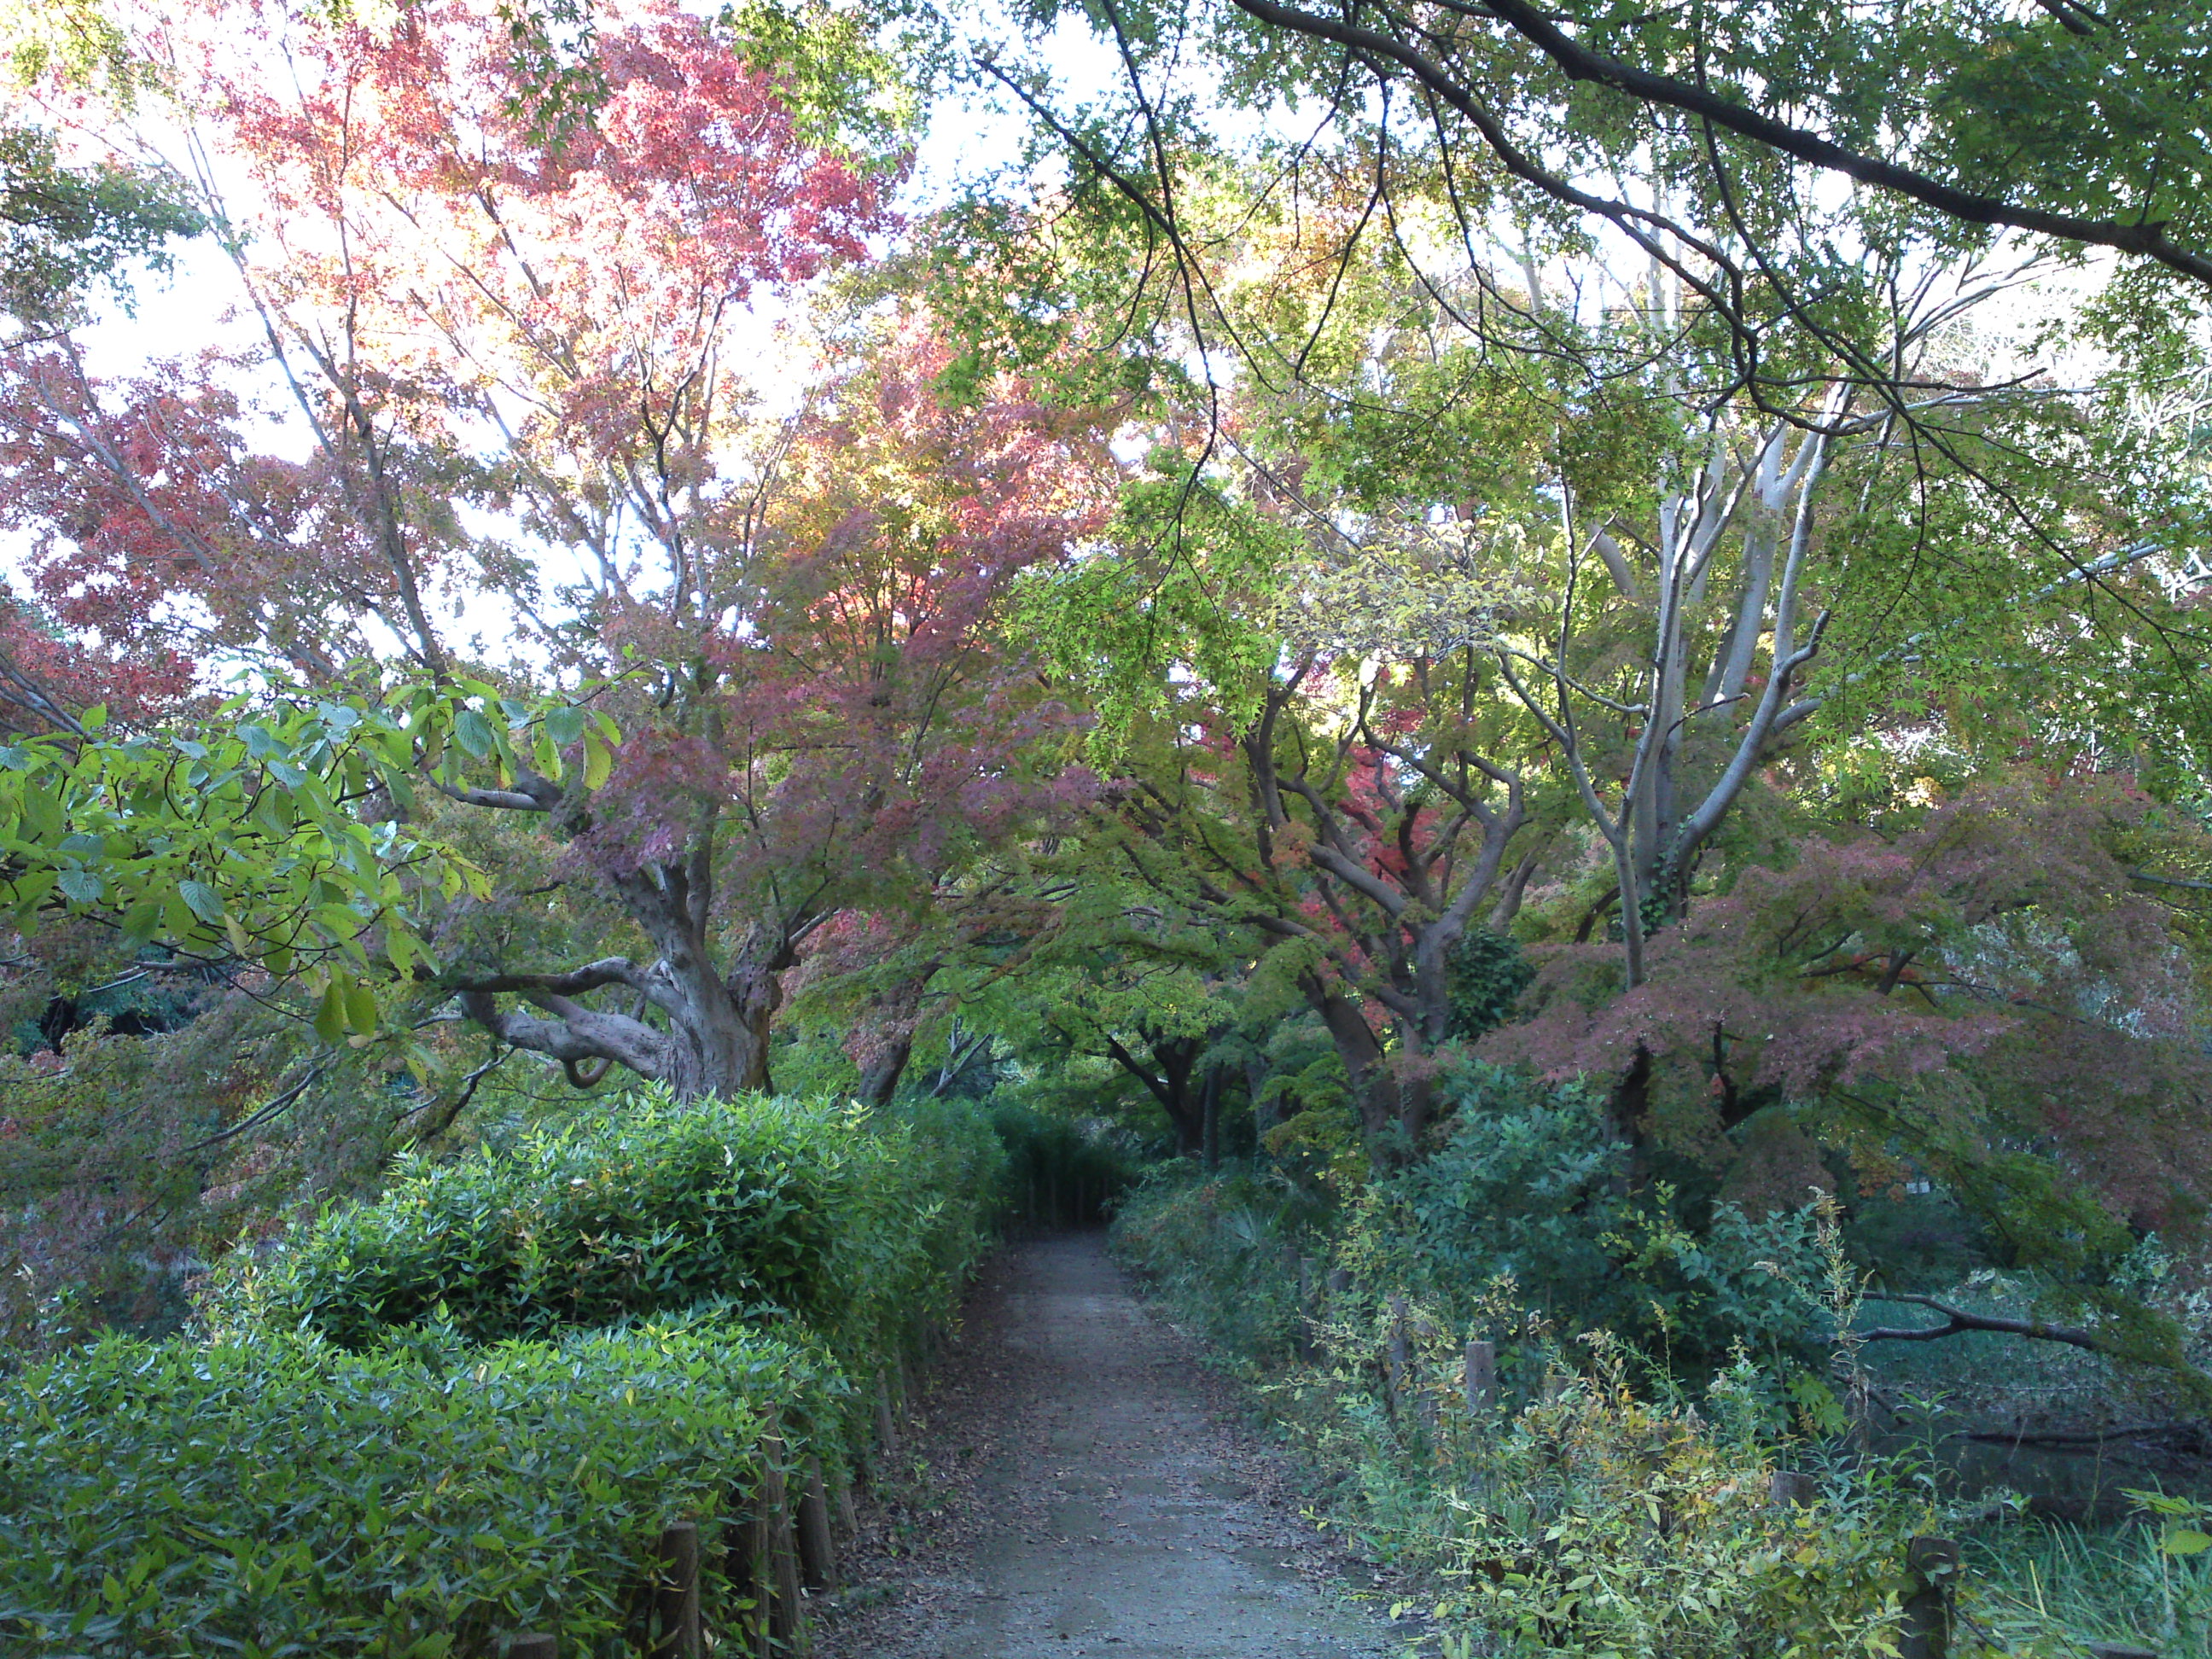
{"left": 854, "top": 1035, "right": 913, "bottom": 1108}
{"left": 1246, "top": 1055, "right": 1279, "bottom": 1147}
{"left": 453, "top": 881, "right": 795, "bottom": 1103}
{"left": 1201, "top": 1064, "right": 1222, "bottom": 1173}
{"left": 1603, "top": 1046, "right": 1653, "bottom": 1195}
{"left": 1303, "top": 979, "right": 1405, "bottom": 1156}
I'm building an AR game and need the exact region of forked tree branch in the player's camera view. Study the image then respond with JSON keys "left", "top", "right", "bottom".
{"left": 1858, "top": 1292, "right": 2104, "bottom": 1354}
{"left": 1234, "top": 0, "right": 2212, "bottom": 288}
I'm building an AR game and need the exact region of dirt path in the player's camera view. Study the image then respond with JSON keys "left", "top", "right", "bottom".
{"left": 818, "top": 1232, "right": 1406, "bottom": 1659}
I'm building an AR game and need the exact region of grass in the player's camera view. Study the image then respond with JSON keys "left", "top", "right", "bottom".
{"left": 1967, "top": 1513, "right": 2212, "bottom": 1656}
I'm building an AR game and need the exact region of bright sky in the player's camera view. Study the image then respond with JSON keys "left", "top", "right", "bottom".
{"left": 9, "top": 9, "right": 1123, "bottom": 672}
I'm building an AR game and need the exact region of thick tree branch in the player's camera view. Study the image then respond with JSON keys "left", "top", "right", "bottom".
{"left": 1452, "top": 0, "right": 2212, "bottom": 286}
{"left": 1858, "top": 1292, "right": 2105, "bottom": 1354}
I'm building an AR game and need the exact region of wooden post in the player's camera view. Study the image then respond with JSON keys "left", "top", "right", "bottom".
{"left": 1380, "top": 1295, "right": 1410, "bottom": 1419}
{"left": 1900, "top": 1536, "right": 1959, "bottom": 1659}
{"left": 506, "top": 1637, "right": 557, "bottom": 1659}
{"left": 722, "top": 1493, "right": 771, "bottom": 1659}
{"left": 1767, "top": 1470, "right": 1817, "bottom": 1510}
{"left": 759, "top": 1429, "right": 804, "bottom": 1649}
{"left": 832, "top": 1470, "right": 859, "bottom": 1537}
{"left": 1463, "top": 1340, "right": 1496, "bottom": 1417}
{"left": 1291, "top": 1256, "right": 1309, "bottom": 1362}
{"left": 797, "top": 1457, "right": 837, "bottom": 1590}
{"left": 874, "top": 1373, "right": 900, "bottom": 1459}
{"left": 653, "top": 1522, "right": 701, "bottom": 1659}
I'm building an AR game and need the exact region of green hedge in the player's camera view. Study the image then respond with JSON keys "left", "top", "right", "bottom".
{"left": 209, "top": 1090, "right": 1003, "bottom": 1378}
{"left": 0, "top": 1317, "right": 832, "bottom": 1657}
{"left": 3, "top": 1091, "right": 1009, "bottom": 1656}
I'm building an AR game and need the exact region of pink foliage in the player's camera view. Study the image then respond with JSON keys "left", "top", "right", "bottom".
{"left": 573, "top": 322, "right": 1115, "bottom": 931}
{"left": 1487, "top": 775, "right": 2212, "bottom": 1225}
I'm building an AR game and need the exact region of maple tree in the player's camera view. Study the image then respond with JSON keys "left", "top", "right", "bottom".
{"left": 0, "top": 0, "right": 1132, "bottom": 1102}
{"left": 1486, "top": 771, "right": 2212, "bottom": 1384}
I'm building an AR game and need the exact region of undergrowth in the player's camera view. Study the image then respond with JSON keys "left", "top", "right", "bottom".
{"left": 1114, "top": 1155, "right": 2197, "bottom": 1658}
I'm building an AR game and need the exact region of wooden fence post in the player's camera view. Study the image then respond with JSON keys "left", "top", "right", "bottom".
{"left": 1767, "top": 1470, "right": 1818, "bottom": 1510}
{"left": 1294, "top": 1256, "right": 1316, "bottom": 1360}
{"left": 873, "top": 1373, "right": 900, "bottom": 1460}
{"left": 759, "top": 1424, "right": 805, "bottom": 1650}
{"left": 505, "top": 1636, "right": 557, "bottom": 1659}
{"left": 720, "top": 1479, "right": 774, "bottom": 1659}
{"left": 797, "top": 1456, "right": 838, "bottom": 1591}
{"left": 832, "top": 1468, "right": 859, "bottom": 1538}
{"left": 1463, "top": 1340, "right": 1496, "bottom": 1417}
{"left": 1900, "top": 1536, "right": 1959, "bottom": 1659}
{"left": 1385, "top": 1295, "right": 1411, "bottom": 1415}
{"left": 653, "top": 1521, "right": 701, "bottom": 1659}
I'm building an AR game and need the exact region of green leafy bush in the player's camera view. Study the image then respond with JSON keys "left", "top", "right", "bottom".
{"left": 4, "top": 1091, "right": 1013, "bottom": 1656}
{"left": 0, "top": 1318, "right": 833, "bottom": 1657}
{"left": 1111, "top": 1162, "right": 1324, "bottom": 1361}
{"left": 1352, "top": 1063, "right": 1827, "bottom": 1379}
{"left": 1432, "top": 1345, "right": 1936, "bottom": 1658}
{"left": 986, "top": 1100, "right": 1138, "bottom": 1225}
{"left": 210, "top": 1089, "right": 1001, "bottom": 1377}
{"left": 1109, "top": 1085, "right": 2084, "bottom": 1659}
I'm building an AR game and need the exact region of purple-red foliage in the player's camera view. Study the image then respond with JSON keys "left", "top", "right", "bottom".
{"left": 573, "top": 323, "right": 1111, "bottom": 929}
{"left": 1487, "top": 773, "right": 2212, "bottom": 1231}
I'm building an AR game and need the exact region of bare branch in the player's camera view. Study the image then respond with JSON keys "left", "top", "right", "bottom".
{"left": 1858, "top": 1292, "right": 2106, "bottom": 1354}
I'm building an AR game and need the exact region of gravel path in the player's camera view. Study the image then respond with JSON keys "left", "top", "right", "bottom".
{"left": 817, "top": 1232, "right": 1406, "bottom": 1659}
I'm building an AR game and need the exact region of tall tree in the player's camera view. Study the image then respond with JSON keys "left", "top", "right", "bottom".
{"left": 0, "top": 0, "right": 1131, "bottom": 1098}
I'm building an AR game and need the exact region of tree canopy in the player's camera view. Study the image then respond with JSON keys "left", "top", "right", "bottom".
{"left": 4, "top": 0, "right": 2212, "bottom": 1409}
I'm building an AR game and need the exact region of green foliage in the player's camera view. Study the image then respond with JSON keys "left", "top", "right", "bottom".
{"left": 1431, "top": 1350, "right": 1941, "bottom": 1658}
{"left": 1443, "top": 928, "right": 1534, "bottom": 1041}
{"left": 1352, "top": 1065, "right": 1827, "bottom": 1379}
{"left": 3, "top": 1090, "right": 1010, "bottom": 1652}
{"left": 0, "top": 1317, "right": 826, "bottom": 1656}
{"left": 1112, "top": 1157, "right": 2075, "bottom": 1658}
{"left": 984, "top": 1100, "right": 1137, "bottom": 1226}
{"left": 0, "top": 679, "right": 617, "bottom": 1041}
{"left": 1970, "top": 1500, "right": 2212, "bottom": 1656}
{"left": 0, "top": 125, "right": 200, "bottom": 321}
{"left": 1112, "top": 1163, "right": 1329, "bottom": 1362}
{"left": 212, "top": 1089, "right": 999, "bottom": 1381}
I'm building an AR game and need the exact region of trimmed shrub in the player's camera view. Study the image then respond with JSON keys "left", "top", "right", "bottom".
{"left": 3, "top": 1090, "right": 1010, "bottom": 1656}
{"left": 0, "top": 1317, "right": 834, "bottom": 1657}
{"left": 209, "top": 1089, "right": 1003, "bottom": 1380}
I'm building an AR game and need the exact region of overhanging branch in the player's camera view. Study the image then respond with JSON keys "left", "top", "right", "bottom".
{"left": 1858, "top": 1292, "right": 2104, "bottom": 1354}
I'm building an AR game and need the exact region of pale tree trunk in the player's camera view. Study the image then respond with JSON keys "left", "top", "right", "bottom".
{"left": 1501, "top": 402, "right": 1839, "bottom": 987}
{"left": 451, "top": 841, "right": 801, "bottom": 1101}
